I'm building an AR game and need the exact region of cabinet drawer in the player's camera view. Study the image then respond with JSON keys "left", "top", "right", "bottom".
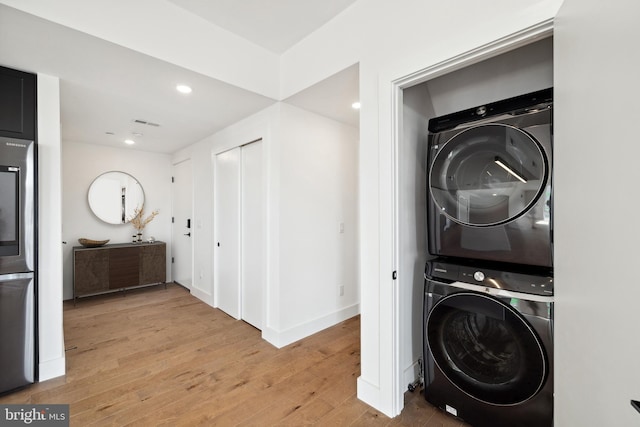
{"left": 109, "top": 247, "right": 140, "bottom": 289}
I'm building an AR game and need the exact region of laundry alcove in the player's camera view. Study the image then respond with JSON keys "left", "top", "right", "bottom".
{"left": 396, "top": 34, "right": 554, "bottom": 402}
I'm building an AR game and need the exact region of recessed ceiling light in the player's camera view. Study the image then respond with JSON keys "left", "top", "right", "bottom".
{"left": 176, "top": 84, "right": 192, "bottom": 94}
{"left": 124, "top": 139, "right": 135, "bottom": 145}
{"left": 351, "top": 102, "right": 361, "bottom": 109}
{"left": 105, "top": 131, "right": 115, "bottom": 135}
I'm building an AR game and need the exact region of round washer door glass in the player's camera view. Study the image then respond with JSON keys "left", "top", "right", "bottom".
{"left": 427, "top": 293, "right": 547, "bottom": 405}
{"left": 430, "top": 124, "right": 548, "bottom": 226}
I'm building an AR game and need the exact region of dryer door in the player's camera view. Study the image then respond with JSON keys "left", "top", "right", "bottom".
{"left": 429, "top": 124, "right": 548, "bottom": 227}
{"left": 426, "top": 292, "right": 548, "bottom": 405}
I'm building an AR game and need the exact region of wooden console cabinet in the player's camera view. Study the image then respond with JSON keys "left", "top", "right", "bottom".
{"left": 73, "top": 241, "right": 166, "bottom": 300}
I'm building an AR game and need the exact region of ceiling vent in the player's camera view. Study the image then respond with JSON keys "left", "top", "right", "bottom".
{"left": 133, "top": 119, "right": 160, "bottom": 127}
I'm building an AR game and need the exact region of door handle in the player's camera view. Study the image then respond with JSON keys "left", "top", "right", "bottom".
{"left": 184, "top": 232, "right": 191, "bottom": 237}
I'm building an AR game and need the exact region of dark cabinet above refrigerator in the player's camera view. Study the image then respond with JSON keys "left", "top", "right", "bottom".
{"left": 0, "top": 65, "right": 36, "bottom": 141}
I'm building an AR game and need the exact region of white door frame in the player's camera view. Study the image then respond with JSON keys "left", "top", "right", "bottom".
{"left": 384, "top": 19, "right": 555, "bottom": 416}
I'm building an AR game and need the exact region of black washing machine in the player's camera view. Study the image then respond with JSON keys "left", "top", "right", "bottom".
{"left": 423, "top": 259, "right": 553, "bottom": 427}
{"left": 427, "top": 88, "right": 553, "bottom": 268}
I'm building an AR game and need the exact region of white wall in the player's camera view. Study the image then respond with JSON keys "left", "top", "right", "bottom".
{"left": 37, "top": 73, "right": 65, "bottom": 380}
{"left": 269, "top": 102, "right": 359, "bottom": 345}
{"left": 280, "top": 0, "right": 560, "bottom": 99}
{"left": 279, "top": 0, "right": 563, "bottom": 416}
{"left": 173, "top": 102, "right": 359, "bottom": 348}
{"left": 425, "top": 37, "right": 554, "bottom": 116}
{"left": 554, "top": 0, "right": 640, "bottom": 424}
{"left": 61, "top": 141, "right": 172, "bottom": 300}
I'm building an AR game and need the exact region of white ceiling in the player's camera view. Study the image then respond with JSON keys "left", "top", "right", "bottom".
{"left": 167, "top": 0, "right": 358, "bottom": 54}
{"left": 0, "top": 2, "right": 359, "bottom": 154}
{"left": 284, "top": 63, "right": 359, "bottom": 126}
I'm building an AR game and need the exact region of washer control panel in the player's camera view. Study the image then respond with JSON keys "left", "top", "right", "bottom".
{"left": 473, "top": 271, "right": 485, "bottom": 281}
{"left": 426, "top": 260, "right": 553, "bottom": 296}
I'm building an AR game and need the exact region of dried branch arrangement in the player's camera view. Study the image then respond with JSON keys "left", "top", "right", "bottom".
{"left": 129, "top": 206, "right": 159, "bottom": 231}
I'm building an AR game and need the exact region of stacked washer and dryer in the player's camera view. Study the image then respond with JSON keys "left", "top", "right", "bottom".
{"left": 423, "top": 88, "right": 554, "bottom": 427}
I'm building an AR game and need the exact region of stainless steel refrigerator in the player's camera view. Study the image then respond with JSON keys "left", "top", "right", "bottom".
{"left": 0, "top": 136, "right": 36, "bottom": 393}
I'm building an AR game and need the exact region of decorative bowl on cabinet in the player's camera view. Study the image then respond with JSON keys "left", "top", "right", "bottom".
{"left": 78, "top": 238, "right": 110, "bottom": 248}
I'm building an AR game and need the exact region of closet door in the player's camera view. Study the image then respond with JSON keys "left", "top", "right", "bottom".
{"left": 241, "top": 140, "right": 263, "bottom": 329}
{"left": 214, "top": 147, "right": 241, "bottom": 319}
{"left": 214, "top": 141, "right": 264, "bottom": 327}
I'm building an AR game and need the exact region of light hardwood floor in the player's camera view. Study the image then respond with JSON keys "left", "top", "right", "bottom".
{"left": 0, "top": 283, "right": 466, "bottom": 426}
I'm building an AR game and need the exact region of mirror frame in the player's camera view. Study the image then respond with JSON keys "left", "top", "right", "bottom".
{"left": 88, "top": 171, "right": 145, "bottom": 224}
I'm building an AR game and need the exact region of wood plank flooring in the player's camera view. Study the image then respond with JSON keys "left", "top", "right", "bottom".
{"left": 0, "top": 283, "right": 467, "bottom": 426}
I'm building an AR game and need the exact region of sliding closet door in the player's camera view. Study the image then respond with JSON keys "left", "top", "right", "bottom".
{"left": 214, "top": 140, "right": 263, "bottom": 327}
{"left": 214, "top": 147, "right": 241, "bottom": 319}
{"left": 241, "top": 140, "right": 263, "bottom": 329}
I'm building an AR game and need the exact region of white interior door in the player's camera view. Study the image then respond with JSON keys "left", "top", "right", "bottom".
{"left": 241, "top": 140, "right": 263, "bottom": 329}
{"left": 214, "top": 147, "right": 241, "bottom": 319}
{"left": 171, "top": 159, "right": 193, "bottom": 289}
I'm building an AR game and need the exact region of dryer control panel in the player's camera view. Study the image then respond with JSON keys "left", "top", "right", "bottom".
{"left": 425, "top": 259, "right": 553, "bottom": 296}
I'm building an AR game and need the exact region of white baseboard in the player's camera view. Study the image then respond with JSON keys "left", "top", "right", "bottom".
{"left": 357, "top": 376, "right": 395, "bottom": 418}
{"left": 262, "top": 303, "right": 359, "bottom": 348}
{"left": 38, "top": 356, "right": 65, "bottom": 382}
{"left": 189, "top": 286, "right": 213, "bottom": 307}
{"left": 357, "top": 376, "right": 381, "bottom": 410}
{"left": 356, "top": 361, "right": 421, "bottom": 418}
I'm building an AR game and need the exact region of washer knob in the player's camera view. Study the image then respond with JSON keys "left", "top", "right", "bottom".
{"left": 473, "top": 271, "right": 485, "bottom": 281}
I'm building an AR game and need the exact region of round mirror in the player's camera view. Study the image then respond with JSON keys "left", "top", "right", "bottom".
{"left": 88, "top": 171, "right": 144, "bottom": 224}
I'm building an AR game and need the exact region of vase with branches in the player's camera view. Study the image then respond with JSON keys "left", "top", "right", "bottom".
{"left": 129, "top": 206, "right": 159, "bottom": 242}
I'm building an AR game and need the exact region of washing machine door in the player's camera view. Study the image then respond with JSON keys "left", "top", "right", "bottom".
{"left": 426, "top": 292, "right": 547, "bottom": 406}
{"left": 429, "top": 124, "right": 548, "bottom": 227}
